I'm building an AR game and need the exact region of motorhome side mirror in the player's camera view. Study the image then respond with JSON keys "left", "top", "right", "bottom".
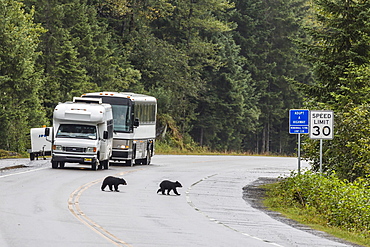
{"left": 134, "top": 118, "right": 140, "bottom": 127}
{"left": 103, "top": 131, "right": 108, "bottom": 140}
{"left": 45, "top": 127, "right": 50, "bottom": 136}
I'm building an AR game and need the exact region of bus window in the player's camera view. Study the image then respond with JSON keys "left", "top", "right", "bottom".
{"left": 135, "top": 103, "right": 156, "bottom": 124}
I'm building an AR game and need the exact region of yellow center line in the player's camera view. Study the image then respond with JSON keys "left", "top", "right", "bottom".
{"left": 68, "top": 168, "right": 146, "bottom": 246}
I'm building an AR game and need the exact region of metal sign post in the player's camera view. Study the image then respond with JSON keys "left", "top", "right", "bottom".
{"left": 298, "top": 133, "right": 301, "bottom": 173}
{"left": 289, "top": 109, "right": 309, "bottom": 174}
{"left": 320, "top": 139, "right": 323, "bottom": 173}
{"left": 309, "top": 110, "right": 334, "bottom": 173}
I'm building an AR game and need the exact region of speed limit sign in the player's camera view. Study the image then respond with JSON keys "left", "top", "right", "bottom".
{"left": 309, "top": 110, "right": 334, "bottom": 139}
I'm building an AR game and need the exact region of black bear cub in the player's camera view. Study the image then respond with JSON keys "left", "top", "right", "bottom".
{"left": 101, "top": 176, "right": 127, "bottom": 192}
{"left": 157, "top": 180, "right": 182, "bottom": 195}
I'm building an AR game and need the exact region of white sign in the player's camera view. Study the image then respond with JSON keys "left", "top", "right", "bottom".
{"left": 309, "top": 110, "right": 334, "bottom": 139}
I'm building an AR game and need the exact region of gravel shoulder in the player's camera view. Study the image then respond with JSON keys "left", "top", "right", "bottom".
{"left": 0, "top": 158, "right": 50, "bottom": 177}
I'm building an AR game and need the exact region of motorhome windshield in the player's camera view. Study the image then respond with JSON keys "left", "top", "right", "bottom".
{"left": 56, "top": 124, "right": 97, "bottom": 140}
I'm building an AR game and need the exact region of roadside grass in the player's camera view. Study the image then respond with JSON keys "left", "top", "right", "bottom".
{"left": 0, "top": 141, "right": 292, "bottom": 158}
{"left": 0, "top": 149, "right": 27, "bottom": 159}
{"left": 155, "top": 141, "right": 292, "bottom": 156}
{"left": 262, "top": 181, "right": 370, "bottom": 247}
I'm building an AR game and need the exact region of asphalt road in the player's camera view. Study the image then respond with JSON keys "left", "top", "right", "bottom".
{"left": 0, "top": 155, "right": 352, "bottom": 247}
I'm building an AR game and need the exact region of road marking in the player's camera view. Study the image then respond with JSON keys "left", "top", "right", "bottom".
{"left": 68, "top": 168, "right": 145, "bottom": 247}
{"left": 0, "top": 167, "right": 48, "bottom": 178}
{"left": 186, "top": 174, "right": 284, "bottom": 247}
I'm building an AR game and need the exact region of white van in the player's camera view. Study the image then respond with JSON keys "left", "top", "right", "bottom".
{"left": 28, "top": 127, "right": 52, "bottom": 160}
{"left": 45, "top": 97, "right": 113, "bottom": 170}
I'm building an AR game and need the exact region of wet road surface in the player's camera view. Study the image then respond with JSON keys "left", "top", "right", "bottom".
{"left": 0, "top": 155, "right": 354, "bottom": 246}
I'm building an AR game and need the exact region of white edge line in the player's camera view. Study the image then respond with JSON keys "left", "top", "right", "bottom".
{"left": 0, "top": 167, "right": 49, "bottom": 178}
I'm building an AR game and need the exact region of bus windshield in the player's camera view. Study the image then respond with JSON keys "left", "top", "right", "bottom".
{"left": 112, "top": 104, "right": 131, "bottom": 132}
{"left": 56, "top": 124, "right": 97, "bottom": 139}
{"left": 80, "top": 95, "right": 135, "bottom": 133}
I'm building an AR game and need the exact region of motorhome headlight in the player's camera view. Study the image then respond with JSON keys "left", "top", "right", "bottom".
{"left": 118, "top": 144, "right": 129, "bottom": 149}
{"left": 86, "top": 147, "right": 97, "bottom": 153}
{"left": 53, "top": 145, "right": 62, "bottom": 151}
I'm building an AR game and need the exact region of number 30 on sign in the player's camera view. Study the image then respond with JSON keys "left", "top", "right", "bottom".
{"left": 309, "top": 110, "right": 334, "bottom": 140}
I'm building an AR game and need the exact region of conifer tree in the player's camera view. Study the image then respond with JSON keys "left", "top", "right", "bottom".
{"left": 300, "top": 0, "right": 370, "bottom": 180}
{"left": 0, "top": 0, "right": 46, "bottom": 152}
{"left": 23, "top": 0, "right": 140, "bottom": 118}
{"left": 192, "top": 33, "right": 259, "bottom": 151}
{"left": 301, "top": 0, "right": 370, "bottom": 105}
{"left": 232, "top": 0, "right": 310, "bottom": 153}
{"left": 120, "top": 0, "right": 237, "bottom": 140}
{"left": 53, "top": 38, "right": 97, "bottom": 101}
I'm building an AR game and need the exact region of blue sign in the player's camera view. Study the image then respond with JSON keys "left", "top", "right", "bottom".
{"left": 289, "top": 109, "right": 309, "bottom": 134}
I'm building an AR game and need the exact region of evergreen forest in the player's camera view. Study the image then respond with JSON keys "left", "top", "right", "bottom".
{"left": 2, "top": 0, "right": 370, "bottom": 181}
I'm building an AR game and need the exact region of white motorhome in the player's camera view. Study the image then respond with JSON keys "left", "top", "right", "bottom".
{"left": 45, "top": 97, "right": 113, "bottom": 170}
{"left": 81, "top": 92, "right": 157, "bottom": 166}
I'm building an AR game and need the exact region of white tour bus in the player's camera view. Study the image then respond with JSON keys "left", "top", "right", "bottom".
{"left": 80, "top": 92, "right": 157, "bottom": 166}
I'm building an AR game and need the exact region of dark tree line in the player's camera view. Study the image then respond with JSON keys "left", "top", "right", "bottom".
{"left": 0, "top": 0, "right": 312, "bottom": 155}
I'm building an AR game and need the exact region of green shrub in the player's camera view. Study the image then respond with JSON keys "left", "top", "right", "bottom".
{"left": 268, "top": 171, "right": 370, "bottom": 236}
{"left": 0, "top": 149, "right": 25, "bottom": 158}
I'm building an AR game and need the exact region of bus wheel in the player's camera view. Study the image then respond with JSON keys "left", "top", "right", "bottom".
{"left": 126, "top": 159, "right": 134, "bottom": 167}
{"left": 142, "top": 151, "right": 151, "bottom": 165}
{"left": 59, "top": 162, "right": 65, "bottom": 168}
{"left": 146, "top": 148, "right": 152, "bottom": 165}
{"left": 147, "top": 154, "right": 151, "bottom": 165}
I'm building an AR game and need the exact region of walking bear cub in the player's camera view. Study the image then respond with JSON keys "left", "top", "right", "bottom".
{"left": 157, "top": 180, "right": 182, "bottom": 195}
{"left": 101, "top": 176, "right": 127, "bottom": 192}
